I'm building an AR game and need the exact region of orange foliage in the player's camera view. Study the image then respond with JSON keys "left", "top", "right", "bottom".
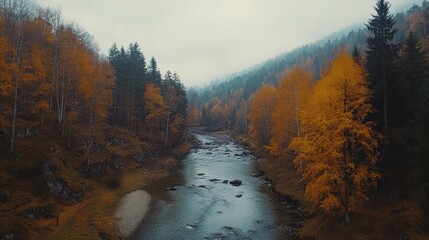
{"left": 249, "top": 84, "right": 277, "bottom": 145}
{"left": 143, "top": 82, "right": 167, "bottom": 133}
{"left": 79, "top": 59, "right": 114, "bottom": 121}
{"left": 289, "top": 51, "right": 380, "bottom": 221}
{"left": 210, "top": 103, "right": 223, "bottom": 123}
{"left": 269, "top": 67, "right": 313, "bottom": 156}
{"left": 187, "top": 106, "right": 200, "bottom": 127}
{"left": 0, "top": 27, "right": 14, "bottom": 128}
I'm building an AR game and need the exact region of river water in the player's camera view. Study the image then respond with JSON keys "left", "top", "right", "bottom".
{"left": 132, "top": 132, "right": 297, "bottom": 240}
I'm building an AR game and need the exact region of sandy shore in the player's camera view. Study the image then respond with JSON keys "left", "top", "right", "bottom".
{"left": 115, "top": 189, "right": 151, "bottom": 237}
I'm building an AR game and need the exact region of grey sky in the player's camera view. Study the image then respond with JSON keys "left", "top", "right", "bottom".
{"left": 35, "top": 0, "right": 414, "bottom": 87}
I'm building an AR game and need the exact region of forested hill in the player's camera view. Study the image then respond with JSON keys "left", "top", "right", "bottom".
{"left": 192, "top": 1, "right": 429, "bottom": 132}
{"left": 189, "top": 1, "right": 429, "bottom": 238}
{"left": 0, "top": 0, "right": 190, "bottom": 238}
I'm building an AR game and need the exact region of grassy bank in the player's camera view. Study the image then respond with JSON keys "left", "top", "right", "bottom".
{"left": 46, "top": 144, "right": 193, "bottom": 240}
{"left": 0, "top": 125, "right": 194, "bottom": 240}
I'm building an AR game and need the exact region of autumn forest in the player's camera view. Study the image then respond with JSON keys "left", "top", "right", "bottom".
{"left": 1, "top": 0, "right": 429, "bottom": 239}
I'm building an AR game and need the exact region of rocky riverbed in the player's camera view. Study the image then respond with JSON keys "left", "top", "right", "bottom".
{"left": 129, "top": 132, "right": 301, "bottom": 239}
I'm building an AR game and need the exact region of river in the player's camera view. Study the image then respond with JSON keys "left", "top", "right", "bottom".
{"left": 131, "top": 132, "right": 298, "bottom": 240}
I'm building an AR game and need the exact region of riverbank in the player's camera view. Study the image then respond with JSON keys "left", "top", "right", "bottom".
{"left": 0, "top": 124, "right": 195, "bottom": 240}
{"left": 234, "top": 133, "right": 429, "bottom": 240}
{"left": 46, "top": 141, "right": 194, "bottom": 240}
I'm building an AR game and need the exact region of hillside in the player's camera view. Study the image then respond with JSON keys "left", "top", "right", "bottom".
{"left": 194, "top": 1, "right": 429, "bottom": 132}
{"left": 0, "top": 0, "right": 192, "bottom": 239}
{"left": 194, "top": 1, "right": 429, "bottom": 239}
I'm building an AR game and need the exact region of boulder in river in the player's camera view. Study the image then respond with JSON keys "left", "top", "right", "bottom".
{"left": 185, "top": 224, "right": 197, "bottom": 230}
{"left": 222, "top": 180, "right": 229, "bottom": 184}
{"left": 235, "top": 194, "right": 243, "bottom": 198}
{"left": 209, "top": 178, "right": 221, "bottom": 182}
{"left": 229, "top": 180, "right": 242, "bottom": 187}
{"left": 197, "top": 173, "right": 205, "bottom": 176}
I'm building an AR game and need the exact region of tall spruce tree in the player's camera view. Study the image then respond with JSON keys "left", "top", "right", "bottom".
{"left": 127, "top": 42, "right": 147, "bottom": 133}
{"left": 365, "top": 0, "right": 398, "bottom": 131}
{"left": 365, "top": 0, "right": 399, "bottom": 163}
{"left": 148, "top": 57, "right": 161, "bottom": 86}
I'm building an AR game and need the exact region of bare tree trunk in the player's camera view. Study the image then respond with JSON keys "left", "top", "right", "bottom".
{"left": 262, "top": 103, "right": 270, "bottom": 145}
{"left": 67, "top": 124, "right": 72, "bottom": 150}
{"left": 86, "top": 109, "right": 93, "bottom": 170}
{"left": 50, "top": 41, "right": 58, "bottom": 113}
{"left": 41, "top": 111, "right": 45, "bottom": 125}
{"left": 10, "top": 38, "right": 23, "bottom": 152}
{"left": 10, "top": 77, "right": 18, "bottom": 152}
{"left": 181, "top": 116, "right": 191, "bottom": 143}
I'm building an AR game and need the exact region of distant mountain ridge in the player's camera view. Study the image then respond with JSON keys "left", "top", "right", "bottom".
{"left": 194, "top": 1, "right": 424, "bottom": 105}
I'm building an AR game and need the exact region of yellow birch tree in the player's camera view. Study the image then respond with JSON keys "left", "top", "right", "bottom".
{"left": 249, "top": 84, "right": 276, "bottom": 146}
{"left": 269, "top": 67, "right": 313, "bottom": 156}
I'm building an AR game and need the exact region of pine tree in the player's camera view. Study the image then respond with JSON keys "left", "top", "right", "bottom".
{"left": 365, "top": 0, "right": 399, "bottom": 161}
{"left": 148, "top": 57, "right": 161, "bottom": 86}
{"left": 352, "top": 45, "right": 362, "bottom": 65}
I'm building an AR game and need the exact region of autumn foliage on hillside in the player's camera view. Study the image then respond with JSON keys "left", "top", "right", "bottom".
{"left": 0, "top": 0, "right": 191, "bottom": 238}
{"left": 193, "top": 0, "right": 429, "bottom": 232}
{"left": 0, "top": 0, "right": 189, "bottom": 155}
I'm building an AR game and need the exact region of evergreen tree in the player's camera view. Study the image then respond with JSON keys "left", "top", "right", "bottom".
{"left": 352, "top": 45, "right": 362, "bottom": 65}
{"left": 365, "top": 0, "right": 398, "bottom": 131}
{"left": 127, "top": 42, "right": 147, "bottom": 133}
{"left": 148, "top": 57, "right": 161, "bottom": 86}
{"left": 397, "top": 31, "right": 427, "bottom": 122}
{"left": 415, "top": 64, "right": 429, "bottom": 223}
{"left": 365, "top": 0, "right": 399, "bottom": 165}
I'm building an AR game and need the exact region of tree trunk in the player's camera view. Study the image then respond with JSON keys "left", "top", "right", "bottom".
{"left": 10, "top": 78, "right": 18, "bottom": 152}
{"left": 86, "top": 109, "right": 93, "bottom": 170}
{"left": 381, "top": 49, "right": 388, "bottom": 165}
{"left": 181, "top": 116, "right": 191, "bottom": 143}
{"left": 262, "top": 103, "right": 270, "bottom": 145}
{"left": 67, "top": 124, "right": 72, "bottom": 150}
{"left": 164, "top": 97, "right": 173, "bottom": 146}
{"left": 344, "top": 209, "right": 351, "bottom": 223}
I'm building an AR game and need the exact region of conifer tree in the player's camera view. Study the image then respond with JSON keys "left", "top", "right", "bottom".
{"left": 148, "top": 57, "right": 161, "bottom": 86}
{"left": 365, "top": 0, "right": 398, "bottom": 161}
{"left": 396, "top": 31, "right": 427, "bottom": 122}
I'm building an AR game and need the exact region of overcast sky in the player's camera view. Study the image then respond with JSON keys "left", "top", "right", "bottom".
{"left": 35, "top": 0, "right": 414, "bottom": 87}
